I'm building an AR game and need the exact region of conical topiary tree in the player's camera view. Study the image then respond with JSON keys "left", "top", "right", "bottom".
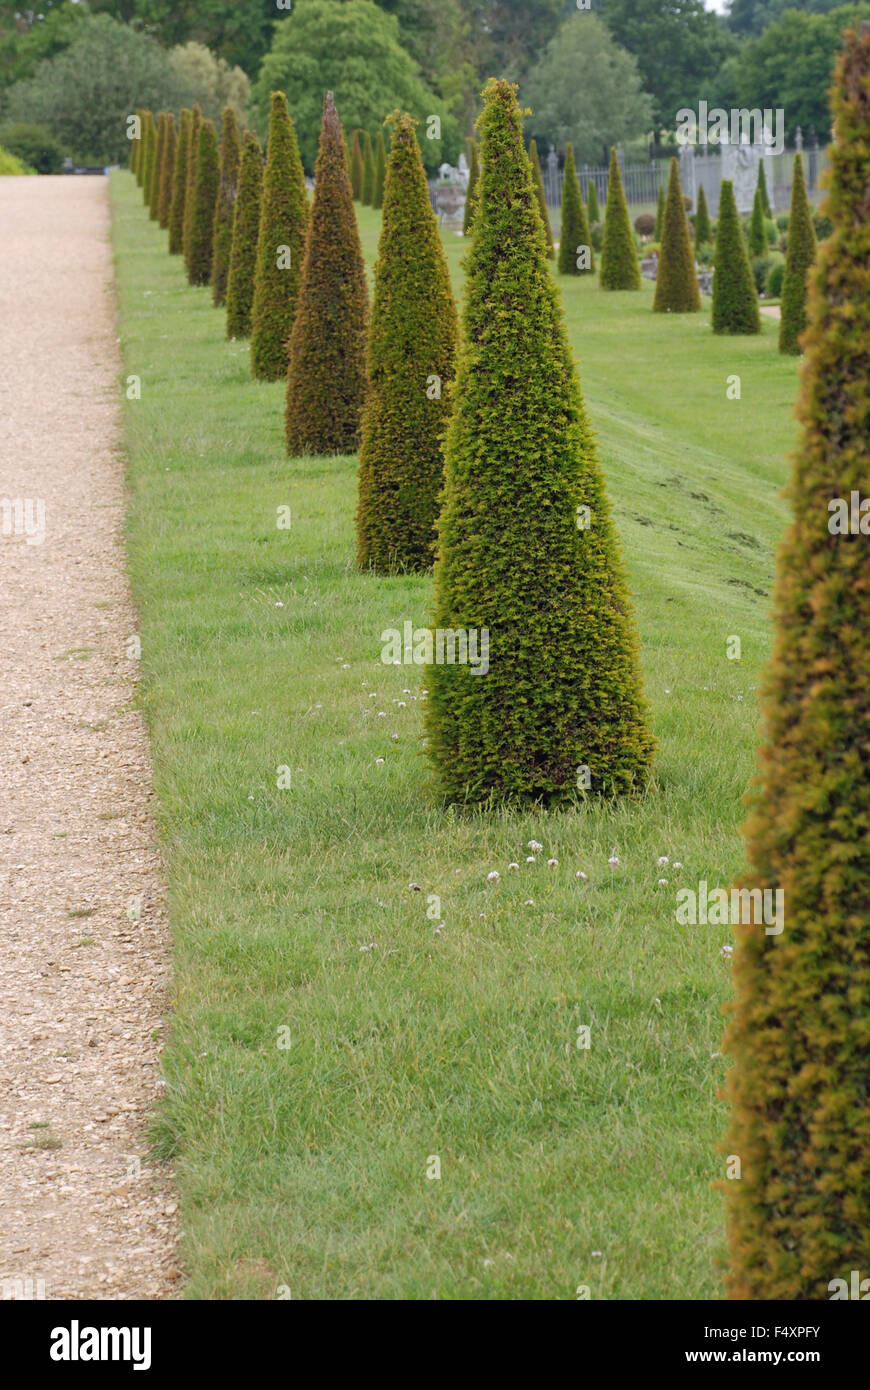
{"left": 694, "top": 182, "right": 712, "bottom": 245}
{"left": 600, "top": 147, "right": 640, "bottom": 290}
{"left": 361, "top": 130, "right": 375, "bottom": 205}
{"left": 169, "top": 108, "right": 191, "bottom": 256}
{"left": 756, "top": 158, "right": 771, "bottom": 217}
{"left": 187, "top": 118, "right": 219, "bottom": 287}
{"left": 779, "top": 153, "right": 817, "bottom": 355}
{"left": 149, "top": 112, "right": 166, "bottom": 221}
{"left": 182, "top": 104, "right": 202, "bottom": 270}
{"left": 132, "top": 109, "right": 144, "bottom": 181}
{"left": 749, "top": 187, "right": 766, "bottom": 256}
{"left": 425, "top": 79, "right": 655, "bottom": 804}
{"left": 211, "top": 105, "right": 242, "bottom": 307}
{"left": 463, "top": 137, "right": 479, "bottom": 235}
{"left": 373, "top": 127, "right": 387, "bottom": 209}
{"left": 528, "top": 138, "right": 554, "bottom": 258}
{"left": 157, "top": 112, "right": 176, "bottom": 230}
{"left": 654, "top": 156, "right": 701, "bottom": 313}
{"left": 285, "top": 91, "right": 368, "bottom": 456}
{"left": 722, "top": 23, "right": 870, "bottom": 1301}
{"left": 225, "top": 130, "right": 263, "bottom": 340}
{"left": 557, "top": 142, "right": 593, "bottom": 275}
{"left": 586, "top": 176, "right": 600, "bottom": 227}
{"left": 249, "top": 91, "right": 309, "bottom": 381}
{"left": 654, "top": 184, "right": 665, "bottom": 241}
{"left": 141, "top": 111, "right": 156, "bottom": 207}
{"left": 350, "top": 129, "right": 363, "bottom": 199}
{"left": 356, "top": 112, "right": 458, "bottom": 572}
{"left": 712, "top": 179, "right": 761, "bottom": 335}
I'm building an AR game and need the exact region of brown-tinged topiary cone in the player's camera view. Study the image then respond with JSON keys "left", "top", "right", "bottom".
{"left": 779, "top": 153, "right": 817, "bottom": 355}
{"left": 462, "top": 137, "right": 479, "bottom": 236}
{"left": 722, "top": 22, "right": 870, "bottom": 1301}
{"left": 141, "top": 111, "right": 156, "bottom": 207}
{"left": 131, "top": 109, "right": 144, "bottom": 180}
{"left": 350, "top": 129, "right": 363, "bottom": 199}
{"left": 285, "top": 91, "right": 368, "bottom": 456}
{"left": 653, "top": 184, "right": 665, "bottom": 241}
{"left": 424, "top": 79, "right": 654, "bottom": 805}
{"left": 528, "top": 138, "right": 554, "bottom": 258}
{"left": 361, "top": 129, "right": 375, "bottom": 205}
{"left": 157, "top": 112, "right": 176, "bottom": 231}
{"left": 183, "top": 104, "right": 202, "bottom": 274}
{"left": 249, "top": 91, "right": 309, "bottom": 381}
{"left": 712, "top": 179, "right": 761, "bottom": 335}
{"left": 653, "top": 156, "right": 701, "bottom": 312}
{"left": 372, "top": 126, "right": 387, "bottom": 210}
{"left": 225, "top": 130, "right": 263, "bottom": 340}
{"left": 694, "top": 182, "right": 712, "bottom": 245}
{"left": 211, "top": 105, "right": 242, "bottom": 307}
{"left": 187, "top": 118, "right": 219, "bottom": 287}
{"left": 600, "top": 147, "right": 640, "bottom": 290}
{"left": 149, "top": 112, "right": 166, "bottom": 221}
{"left": 557, "top": 142, "right": 594, "bottom": 275}
{"left": 168, "top": 109, "right": 191, "bottom": 256}
{"left": 355, "top": 113, "right": 458, "bottom": 572}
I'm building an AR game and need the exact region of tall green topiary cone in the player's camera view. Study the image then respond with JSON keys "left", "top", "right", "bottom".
{"left": 225, "top": 131, "right": 263, "bottom": 340}
{"left": 350, "top": 129, "right": 363, "bottom": 200}
{"left": 779, "top": 153, "right": 817, "bottom": 355}
{"left": 356, "top": 113, "right": 458, "bottom": 573}
{"left": 600, "top": 147, "right": 640, "bottom": 290}
{"left": 141, "top": 111, "right": 156, "bottom": 207}
{"left": 653, "top": 157, "right": 701, "bottom": 313}
{"left": 149, "top": 113, "right": 166, "bottom": 221}
{"left": 285, "top": 91, "right": 368, "bottom": 456}
{"left": 182, "top": 104, "right": 202, "bottom": 271}
{"left": 250, "top": 91, "right": 309, "bottom": 381}
{"left": 654, "top": 184, "right": 665, "bottom": 241}
{"left": 557, "top": 142, "right": 593, "bottom": 275}
{"left": 211, "top": 106, "right": 242, "bottom": 307}
{"left": 157, "top": 112, "right": 176, "bottom": 231}
{"left": 361, "top": 130, "right": 375, "bottom": 206}
{"left": 722, "top": 24, "right": 870, "bottom": 1301}
{"left": 712, "top": 179, "right": 761, "bottom": 335}
{"left": 169, "top": 109, "right": 191, "bottom": 256}
{"left": 694, "top": 182, "right": 712, "bottom": 245}
{"left": 586, "top": 176, "right": 600, "bottom": 227}
{"left": 187, "top": 118, "right": 219, "bottom": 287}
{"left": 749, "top": 188, "right": 766, "bottom": 256}
{"left": 425, "top": 79, "right": 654, "bottom": 805}
{"left": 462, "top": 138, "right": 479, "bottom": 236}
{"left": 528, "top": 138, "right": 554, "bottom": 259}
{"left": 757, "top": 158, "right": 771, "bottom": 217}
{"left": 132, "top": 110, "right": 144, "bottom": 181}
{"left": 373, "top": 127, "right": 387, "bottom": 210}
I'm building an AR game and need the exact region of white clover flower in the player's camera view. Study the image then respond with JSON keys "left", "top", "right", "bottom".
{"left": 608, "top": 853, "right": 619, "bottom": 866}
{"left": 524, "top": 899, "right": 534, "bottom": 906}
{"left": 576, "top": 870, "right": 588, "bottom": 880}
{"left": 375, "top": 757, "right": 385, "bottom": 765}
{"left": 720, "top": 944, "right": 733, "bottom": 958}
{"left": 527, "top": 840, "right": 543, "bottom": 852}
{"left": 657, "top": 856, "right": 669, "bottom": 867}
{"left": 487, "top": 870, "right": 500, "bottom": 883}
{"left": 658, "top": 878, "right": 668, "bottom": 886}
{"left": 508, "top": 862, "right": 519, "bottom": 870}
{"left": 547, "top": 858, "right": 558, "bottom": 868}
{"left": 673, "top": 861, "right": 683, "bottom": 869}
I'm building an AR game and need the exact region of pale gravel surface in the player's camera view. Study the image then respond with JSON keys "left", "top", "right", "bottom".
{"left": 0, "top": 176, "right": 177, "bottom": 1300}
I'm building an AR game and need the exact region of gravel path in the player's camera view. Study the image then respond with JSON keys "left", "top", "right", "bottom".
{"left": 0, "top": 175, "right": 177, "bottom": 1300}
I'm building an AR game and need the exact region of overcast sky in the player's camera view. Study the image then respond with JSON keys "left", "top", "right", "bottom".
{"left": 704, "top": 0, "right": 729, "bottom": 13}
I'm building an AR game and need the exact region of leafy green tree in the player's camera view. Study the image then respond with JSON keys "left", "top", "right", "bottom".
{"left": 779, "top": 153, "right": 817, "bottom": 354}
{"left": 425, "top": 77, "right": 654, "bottom": 804}
{"left": 528, "top": 138, "right": 554, "bottom": 259}
{"left": 356, "top": 112, "right": 458, "bottom": 572}
{"left": 0, "top": 120, "right": 66, "bottom": 172}
{"left": 252, "top": 0, "right": 458, "bottom": 172}
{"left": 188, "top": 117, "right": 220, "bottom": 286}
{"left": 557, "top": 142, "right": 594, "bottom": 275}
{"left": 600, "top": 147, "right": 640, "bottom": 290}
{"left": 694, "top": 182, "right": 712, "bottom": 245}
{"left": 211, "top": 105, "right": 241, "bottom": 306}
{"left": 653, "top": 156, "right": 701, "bottom": 312}
{"left": 168, "top": 40, "right": 250, "bottom": 127}
{"left": 523, "top": 12, "right": 654, "bottom": 166}
{"left": 0, "top": 1, "right": 86, "bottom": 106}
{"left": 250, "top": 90, "right": 308, "bottom": 381}
{"left": 462, "top": 137, "right": 479, "bottom": 235}
{"left": 158, "top": 111, "right": 176, "bottom": 229}
{"left": 373, "top": 127, "right": 387, "bottom": 209}
{"left": 350, "top": 129, "right": 363, "bottom": 199}
{"left": 225, "top": 129, "right": 263, "bottom": 339}
{"left": 168, "top": 108, "right": 191, "bottom": 255}
{"left": 723, "top": 24, "right": 870, "bottom": 1300}
{"left": 285, "top": 91, "right": 369, "bottom": 457}
{"left": 712, "top": 178, "right": 761, "bottom": 335}
{"left": 107, "top": 0, "right": 280, "bottom": 78}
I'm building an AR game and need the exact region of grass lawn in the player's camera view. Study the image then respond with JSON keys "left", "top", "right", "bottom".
{"left": 110, "top": 169, "right": 801, "bottom": 1300}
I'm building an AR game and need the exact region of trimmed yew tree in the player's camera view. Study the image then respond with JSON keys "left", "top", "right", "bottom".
{"left": 723, "top": 24, "right": 870, "bottom": 1301}
{"left": 350, "top": 129, "right": 363, "bottom": 199}
{"left": 600, "top": 147, "right": 640, "bottom": 290}
{"left": 187, "top": 118, "right": 219, "bottom": 287}
{"left": 373, "top": 127, "right": 387, "bottom": 209}
{"left": 757, "top": 158, "right": 771, "bottom": 217}
{"left": 225, "top": 130, "right": 263, "bottom": 340}
{"left": 149, "top": 113, "right": 166, "bottom": 221}
{"left": 694, "top": 183, "right": 712, "bottom": 245}
{"left": 586, "top": 176, "right": 600, "bottom": 226}
{"left": 285, "top": 91, "right": 368, "bottom": 456}
{"left": 528, "top": 138, "right": 554, "bottom": 258}
{"left": 557, "top": 142, "right": 593, "bottom": 275}
{"left": 250, "top": 91, "right": 309, "bottom": 381}
{"left": 356, "top": 113, "right": 458, "bottom": 572}
{"left": 132, "top": 110, "right": 144, "bottom": 181}
{"left": 749, "top": 188, "right": 767, "bottom": 256}
{"left": 361, "top": 130, "right": 375, "bottom": 205}
{"left": 141, "top": 111, "right": 156, "bottom": 207}
{"left": 169, "top": 109, "right": 191, "bottom": 256}
{"left": 157, "top": 112, "right": 176, "bottom": 230}
{"left": 654, "top": 185, "right": 665, "bottom": 241}
{"left": 462, "top": 138, "right": 479, "bottom": 235}
{"left": 425, "top": 79, "right": 655, "bottom": 804}
{"left": 211, "top": 106, "right": 242, "bottom": 307}
{"left": 712, "top": 179, "right": 760, "bottom": 335}
{"left": 779, "top": 153, "right": 817, "bottom": 356}
{"left": 182, "top": 104, "right": 202, "bottom": 271}
{"left": 654, "top": 157, "right": 701, "bottom": 313}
